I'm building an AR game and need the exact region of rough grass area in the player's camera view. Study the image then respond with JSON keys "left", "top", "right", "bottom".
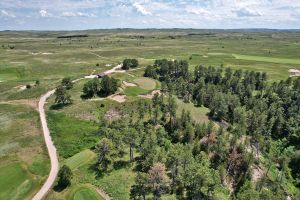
{"left": 0, "top": 163, "right": 38, "bottom": 200}
{"left": 47, "top": 112, "right": 98, "bottom": 158}
{"left": 64, "top": 149, "right": 96, "bottom": 170}
{"left": 0, "top": 104, "right": 49, "bottom": 200}
{"left": 233, "top": 54, "right": 300, "bottom": 65}
{"left": 94, "top": 164, "right": 135, "bottom": 200}
{"left": 134, "top": 77, "right": 157, "bottom": 90}
{"left": 176, "top": 98, "right": 210, "bottom": 123}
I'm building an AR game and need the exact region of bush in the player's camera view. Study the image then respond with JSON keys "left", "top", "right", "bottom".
{"left": 122, "top": 59, "right": 139, "bottom": 70}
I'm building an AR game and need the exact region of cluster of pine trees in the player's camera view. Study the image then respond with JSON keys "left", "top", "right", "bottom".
{"left": 96, "top": 59, "right": 300, "bottom": 199}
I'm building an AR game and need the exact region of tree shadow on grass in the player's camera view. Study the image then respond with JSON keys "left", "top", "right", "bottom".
{"left": 53, "top": 183, "right": 68, "bottom": 192}
{"left": 50, "top": 103, "right": 72, "bottom": 110}
{"left": 113, "top": 160, "right": 131, "bottom": 170}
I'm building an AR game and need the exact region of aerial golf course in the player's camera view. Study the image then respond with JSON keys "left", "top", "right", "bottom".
{"left": 0, "top": 30, "right": 300, "bottom": 200}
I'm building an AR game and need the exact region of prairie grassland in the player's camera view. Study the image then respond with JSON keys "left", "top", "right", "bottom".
{"left": 1, "top": 31, "right": 300, "bottom": 101}
{"left": 0, "top": 104, "right": 49, "bottom": 200}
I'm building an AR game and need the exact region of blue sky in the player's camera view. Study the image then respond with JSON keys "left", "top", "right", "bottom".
{"left": 0, "top": 0, "right": 300, "bottom": 30}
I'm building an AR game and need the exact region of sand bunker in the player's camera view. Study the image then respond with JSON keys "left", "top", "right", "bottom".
{"left": 31, "top": 52, "right": 53, "bottom": 55}
{"left": 139, "top": 90, "right": 161, "bottom": 99}
{"left": 289, "top": 69, "right": 300, "bottom": 77}
{"left": 123, "top": 81, "right": 137, "bottom": 87}
{"left": 109, "top": 94, "right": 126, "bottom": 103}
{"left": 13, "top": 85, "right": 27, "bottom": 91}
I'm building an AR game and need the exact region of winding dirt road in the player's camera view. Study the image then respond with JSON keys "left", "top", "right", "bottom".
{"left": 32, "top": 65, "right": 122, "bottom": 200}
{"left": 32, "top": 89, "right": 57, "bottom": 200}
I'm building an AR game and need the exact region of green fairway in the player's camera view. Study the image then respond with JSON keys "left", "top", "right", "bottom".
{"left": 69, "top": 186, "right": 103, "bottom": 200}
{"left": 133, "top": 77, "right": 157, "bottom": 90}
{"left": 233, "top": 54, "right": 300, "bottom": 65}
{"left": 124, "top": 86, "right": 148, "bottom": 96}
{"left": 0, "top": 163, "right": 36, "bottom": 200}
{"left": 64, "top": 149, "right": 96, "bottom": 170}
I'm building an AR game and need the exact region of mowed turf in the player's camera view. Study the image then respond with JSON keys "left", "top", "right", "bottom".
{"left": 64, "top": 149, "right": 96, "bottom": 170}
{"left": 133, "top": 77, "right": 157, "bottom": 90}
{"left": 233, "top": 54, "right": 300, "bottom": 65}
{"left": 0, "top": 163, "right": 37, "bottom": 200}
{"left": 68, "top": 186, "right": 103, "bottom": 200}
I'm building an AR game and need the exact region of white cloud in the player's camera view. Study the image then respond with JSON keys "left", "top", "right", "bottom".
{"left": 39, "top": 9, "right": 51, "bottom": 17}
{"left": 186, "top": 7, "right": 211, "bottom": 15}
{"left": 61, "top": 11, "right": 96, "bottom": 17}
{"left": 133, "top": 2, "right": 151, "bottom": 15}
{"left": 1, "top": 9, "right": 16, "bottom": 18}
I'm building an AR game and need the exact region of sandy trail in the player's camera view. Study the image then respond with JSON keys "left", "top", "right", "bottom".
{"left": 32, "top": 66, "right": 120, "bottom": 200}
{"left": 32, "top": 89, "right": 57, "bottom": 200}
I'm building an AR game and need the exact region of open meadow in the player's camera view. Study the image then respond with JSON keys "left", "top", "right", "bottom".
{"left": 1, "top": 30, "right": 300, "bottom": 200}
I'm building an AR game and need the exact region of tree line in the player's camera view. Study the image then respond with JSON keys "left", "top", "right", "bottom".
{"left": 94, "top": 59, "right": 300, "bottom": 199}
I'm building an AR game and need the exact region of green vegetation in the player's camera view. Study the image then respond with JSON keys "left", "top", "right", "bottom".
{"left": 0, "top": 104, "right": 49, "bottom": 200}
{"left": 0, "top": 163, "right": 37, "bottom": 200}
{"left": 47, "top": 112, "right": 98, "bottom": 158}
{"left": 69, "top": 186, "right": 103, "bottom": 200}
{"left": 64, "top": 149, "right": 96, "bottom": 170}
{"left": 176, "top": 98, "right": 209, "bottom": 123}
{"left": 2, "top": 30, "right": 300, "bottom": 200}
{"left": 233, "top": 53, "right": 300, "bottom": 65}
{"left": 124, "top": 86, "right": 148, "bottom": 96}
{"left": 134, "top": 77, "right": 157, "bottom": 90}
{"left": 122, "top": 58, "right": 139, "bottom": 70}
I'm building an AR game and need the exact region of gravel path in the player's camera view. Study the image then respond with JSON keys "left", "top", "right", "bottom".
{"left": 32, "top": 65, "right": 120, "bottom": 200}
{"left": 32, "top": 89, "right": 58, "bottom": 200}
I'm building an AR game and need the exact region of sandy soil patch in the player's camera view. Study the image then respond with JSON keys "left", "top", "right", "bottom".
{"left": 74, "top": 61, "right": 88, "bottom": 64}
{"left": 13, "top": 85, "right": 27, "bottom": 91}
{"left": 104, "top": 108, "right": 122, "bottom": 120}
{"left": 289, "top": 68, "right": 300, "bottom": 77}
{"left": 31, "top": 52, "right": 53, "bottom": 55}
{"left": 84, "top": 75, "right": 98, "bottom": 79}
{"left": 109, "top": 94, "right": 126, "bottom": 103}
{"left": 139, "top": 90, "right": 161, "bottom": 99}
{"left": 123, "top": 81, "right": 137, "bottom": 87}
{"left": 252, "top": 165, "right": 264, "bottom": 182}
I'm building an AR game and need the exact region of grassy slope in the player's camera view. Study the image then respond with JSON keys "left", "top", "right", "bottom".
{"left": 176, "top": 98, "right": 210, "bottom": 123}
{"left": 134, "top": 77, "right": 157, "bottom": 90}
{"left": 1, "top": 31, "right": 300, "bottom": 102}
{"left": 0, "top": 104, "right": 49, "bottom": 200}
{"left": 47, "top": 111, "right": 98, "bottom": 158}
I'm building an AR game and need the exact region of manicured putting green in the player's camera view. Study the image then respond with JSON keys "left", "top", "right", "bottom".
{"left": 0, "top": 163, "right": 35, "bottom": 200}
{"left": 233, "top": 54, "right": 300, "bottom": 65}
{"left": 124, "top": 86, "right": 148, "bottom": 96}
{"left": 134, "top": 77, "right": 156, "bottom": 90}
{"left": 70, "top": 186, "right": 103, "bottom": 200}
{"left": 64, "top": 149, "right": 96, "bottom": 170}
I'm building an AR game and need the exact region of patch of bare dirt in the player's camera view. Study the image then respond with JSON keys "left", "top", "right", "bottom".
{"left": 18, "top": 146, "right": 42, "bottom": 165}
{"left": 252, "top": 165, "right": 264, "bottom": 182}
{"left": 139, "top": 90, "right": 161, "bottom": 99}
{"left": 109, "top": 94, "right": 126, "bottom": 103}
{"left": 289, "top": 68, "right": 300, "bottom": 77}
{"left": 104, "top": 108, "right": 122, "bottom": 120}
